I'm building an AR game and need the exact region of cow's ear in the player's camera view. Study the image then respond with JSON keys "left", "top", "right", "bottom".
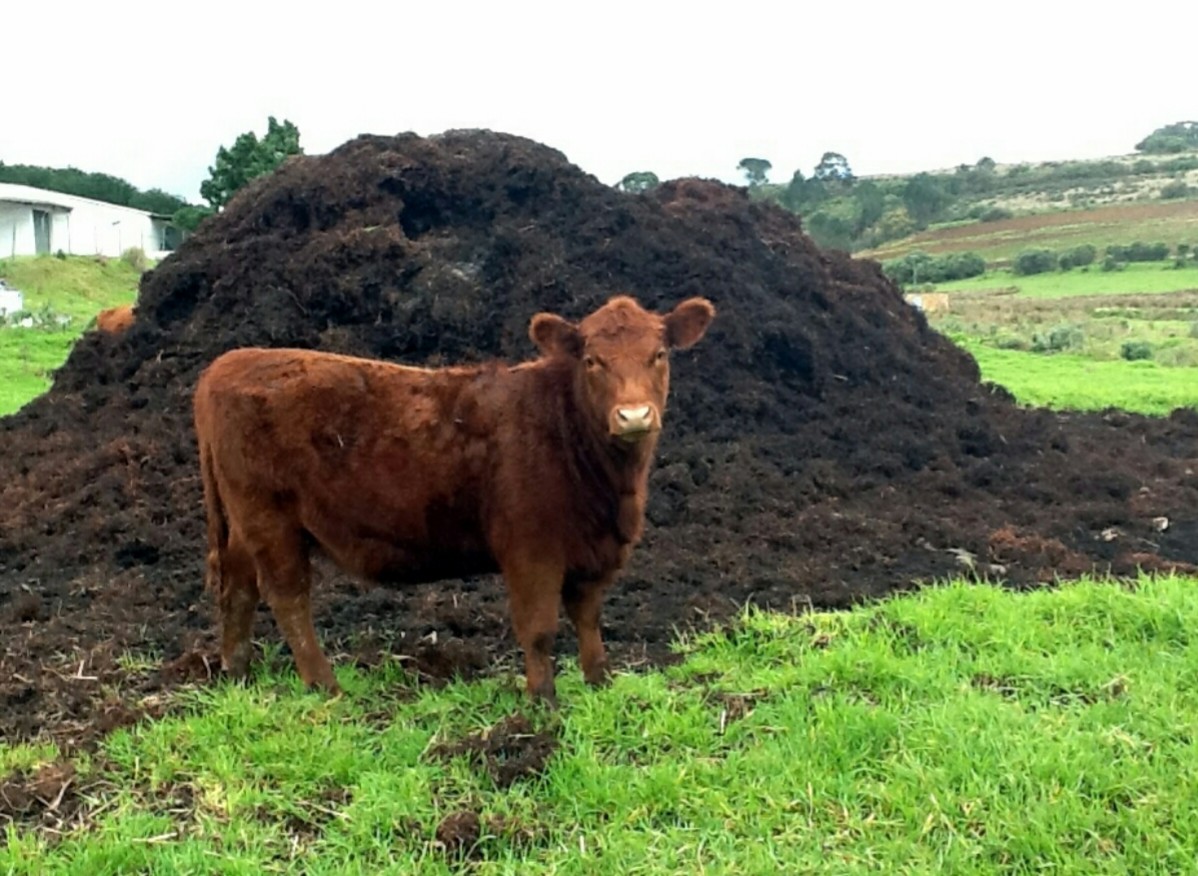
{"left": 664, "top": 298, "right": 715, "bottom": 349}
{"left": 530, "top": 313, "right": 582, "bottom": 358}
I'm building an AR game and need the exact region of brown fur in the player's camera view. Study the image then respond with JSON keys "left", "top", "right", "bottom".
{"left": 96, "top": 304, "right": 135, "bottom": 334}
{"left": 193, "top": 295, "right": 715, "bottom": 703}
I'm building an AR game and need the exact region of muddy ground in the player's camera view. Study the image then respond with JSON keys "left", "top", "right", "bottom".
{"left": 1, "top": 130, "right": 1196, "bottom": 749}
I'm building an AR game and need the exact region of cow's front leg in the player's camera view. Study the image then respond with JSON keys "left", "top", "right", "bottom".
{"left": 563, "top": 575, "right": 613, "bottom": 687}
{"left": 502, "top": 559, "right": 564, "bottom": 706}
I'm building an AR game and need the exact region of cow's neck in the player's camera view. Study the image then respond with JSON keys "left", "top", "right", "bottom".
{"left": 561, "top": 378, "right": 656, "bottom": 545}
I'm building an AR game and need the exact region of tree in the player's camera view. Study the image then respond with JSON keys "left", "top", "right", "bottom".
{"left": 851, "top": 181, "right": 885, "bottom": 232}
{"left": 0, "top": 162, "right": 185, "bottom": 213}
{"left": 813, "top": 151, "right": 854, "bottom": 183}
{"left": 1135, "top": 121, "right": 1198, "bottom": 155}
{"left": 200, "top": 116, "right": 303, "bottom": 210}
{"left": 737, "top": 157, "right": 772, "bottom": 186}
{"left": 617, "top": 171, "right": 660, "bottom": 194}
{"left": 902, "top": 173, "right": 950, "bottom": 225}
{"left": 130, "top": 188, "right": 188, "bottom": 215}
{"left": 172, "top": 204, "right": 215, "bottom": 232}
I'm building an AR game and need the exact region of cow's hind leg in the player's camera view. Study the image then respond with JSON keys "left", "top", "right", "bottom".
{"left": 253, "top": 530, "right": 340, "bottom": 694}
{"left": 217, "top": 536, "right": 260, "bottom": 678}
{"left": 563, "top": 576, "right": 612, "bottom": 687}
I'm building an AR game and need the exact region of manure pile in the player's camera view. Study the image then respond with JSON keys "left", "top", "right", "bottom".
{"left": 2, "top": 131, "right": 1195, "bottom": 742}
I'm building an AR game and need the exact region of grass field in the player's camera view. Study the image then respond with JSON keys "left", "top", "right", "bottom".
{"left": 952, "top": 335, "right": 1198, "bottom": 414}
{"left": 864, "top": 198, "right": 1198, "bottom": 264}
{"left": 6, "top": 576, "right": 1198, "bottom": 873}
{"left": 0, "top": 331, "right": 79, "bottom": 415}
{"left": 0, "top": 255, "right": 140, "bottom": 415}
{"left": 932, "top": 261, "right": 1198, "bottom": 298}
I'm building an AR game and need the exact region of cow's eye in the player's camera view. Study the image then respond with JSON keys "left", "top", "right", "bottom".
{"left": 584, "top": 355, "right": 599, "bottom": 369}
{"left": 654, "top": 349, "right": 667, "bottom": 363}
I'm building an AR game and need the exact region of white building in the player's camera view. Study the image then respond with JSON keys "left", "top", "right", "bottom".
{"left": 0, "top": 281, "right": 22, "bottom": 317}
{"left": 0, "top": 183, "right": 185, "bottom": 260}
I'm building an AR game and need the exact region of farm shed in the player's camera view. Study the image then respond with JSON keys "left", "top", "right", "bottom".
{"left": 0, "top": 183, "right": 185, "bottom": 259}
{"left": 0, "top": 282, "right": 21, "bottom": 316}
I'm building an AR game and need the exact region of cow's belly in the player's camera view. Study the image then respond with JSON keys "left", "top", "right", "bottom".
{"left": 303, "top": 506, "right": 498, "bottom": 586}
{"left": 343, "top": 538, "right": 499, "bottom": 585}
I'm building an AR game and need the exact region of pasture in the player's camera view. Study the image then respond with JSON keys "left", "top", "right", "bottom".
{"left": 0, "top": 256, "right": 140, "bottom": 416}
{"left": 864, "top": 198, "right": 1198, "bottom": 264}
{"left": 5, "top": 577, "right": 1198, "bottom": 873}
{"left": 931, "top": 261, "right": 1198, "bottom": 298}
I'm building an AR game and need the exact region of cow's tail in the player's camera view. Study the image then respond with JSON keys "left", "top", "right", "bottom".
{"left": 198, "top": 434, "right": 228, "bottom": 598}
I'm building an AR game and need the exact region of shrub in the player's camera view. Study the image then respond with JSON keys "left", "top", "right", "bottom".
{"left": 1160, "top": 180, "right": 1191, "bottom": 199}
{"left": 1108, "top": 242, "right": 1171, "bottom": 263}
{"left": 1101, "top": 255, "right": 1122, "bottom": 272}
{"left": 120, "top": 247, "right": 149, "bottom": 273}
{"left": 1013, "top": 249, "right": 1057, "bottom": 276}
{"left": 882, "top": 250, "right": 986, "bottom": 284}
{"left": 941, "top": 251, "right": 987, "bottom": 280}
{"left": 979, "top": 206, "right": 1013, "bottom": 222}
{"left": 1031, "top": 323, "right": 1084, "bottom": 353}
{"left": 1120, "top": 340, "right": 1154, "bottom": 361}
{"left": 1061, "top": 244, "right": 1096, "bottom": 269}
{"left": 995, "top": 335, "right": 1028, "bottom": 350}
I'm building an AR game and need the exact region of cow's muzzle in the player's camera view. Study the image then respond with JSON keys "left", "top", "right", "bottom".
{"left": 612, "top": 404, "right": 659, "bottom": 441}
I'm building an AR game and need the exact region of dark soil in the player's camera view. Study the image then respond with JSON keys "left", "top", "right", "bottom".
{"left": 2, "top": 130, "right": 1196, "bottom": 747}
{"left": 428, "top": 713, "right": 558, "bottom": 788}
{"left": 0, "top": 761, "right": 80, "bottom": 830}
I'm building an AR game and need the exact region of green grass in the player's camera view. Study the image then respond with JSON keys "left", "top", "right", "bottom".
{"left": 0, "top": 331, "right": 77, "bottom": 415}
{"left": 932, "top": 262, "right": 1198, "bottom": 298}
{"left": 953, "top": 335, "right": 1198, "bottom": 413}
{"left": 5, "top": 576, "right": 1198, "bottom": 873}
{"left": 0, "top": 255, "right": 140, "bottom": 415}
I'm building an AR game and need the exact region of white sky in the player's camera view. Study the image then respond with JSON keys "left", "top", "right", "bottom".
{"left": 4, "top": 1, "right": 1194, "bottom": 203}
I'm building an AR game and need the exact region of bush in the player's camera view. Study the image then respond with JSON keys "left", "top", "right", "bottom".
{"left": 1160, "top": 180, "right": 1191, "bottom": 200}
{"left": 1101, "top": 255, "right": 1122, "bottom": 272}
{"left": 1013, "top": 249, "right": 1057, "bottom": 276}
{"left": 1107, "top": 242, "right": 1170, "bottom": 263}
{"left": 1120, "top": 340, "right": 1154, "bottom": 361}
{"left": 1031, "top": 323, "right": 1085, "bottom": 353}
{"left": 979, "top": 206, "right": 1013, "bottom": 223}
{"left": 120, "top": 247, "right": 149, "bottom": 273}
{"left": 941, "top": 251, "right": 987, "bottom": 280}
{"left": 995, "top": 335, "right": 1028, "bottom": 350}
{"left": 1060, "top": 244, "right": 1096, "bottom": 270}
{"left": 882, "top": 250, "right": 986, "bottom": 285}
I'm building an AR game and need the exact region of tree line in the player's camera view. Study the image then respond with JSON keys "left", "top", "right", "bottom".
{"left": 618, "top": 121, "right": 1198, "bottom": 253}
{"left": 3, "top": 117, "right": 303, "bottom": 234}
{"left": 882, "top": 240, "right": 1198, "bottom": 285}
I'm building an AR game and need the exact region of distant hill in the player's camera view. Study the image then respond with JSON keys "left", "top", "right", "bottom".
{"left": 747, "top": 149, "right": 1198, "bottom": 255}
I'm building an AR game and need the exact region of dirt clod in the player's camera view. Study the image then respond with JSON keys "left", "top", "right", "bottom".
{"left": 429, "top": 714, "right": 558, "bottom": 787}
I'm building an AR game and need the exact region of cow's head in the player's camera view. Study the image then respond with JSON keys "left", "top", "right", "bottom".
{"left": 530, "top": 295, "right": 715, "bottom": 446}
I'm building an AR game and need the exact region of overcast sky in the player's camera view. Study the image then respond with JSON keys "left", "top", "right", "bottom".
{"left": 4, "top": 1, "right": 1193, "bottom": 203}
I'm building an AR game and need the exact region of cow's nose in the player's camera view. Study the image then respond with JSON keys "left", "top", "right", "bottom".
{"left": 615, "top": 405, "right": 655, "bottom": 434}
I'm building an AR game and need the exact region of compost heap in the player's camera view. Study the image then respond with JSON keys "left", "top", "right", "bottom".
{"left": 2, "top": 130, "right": 1196, "bottom": 743}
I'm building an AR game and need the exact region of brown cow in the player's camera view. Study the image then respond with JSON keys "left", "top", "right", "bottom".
{"left": 193, "top": 295, "right": 715, "bottom": 703}
{"left": 96, "top": 304, "right": 135, "bottom": 334}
